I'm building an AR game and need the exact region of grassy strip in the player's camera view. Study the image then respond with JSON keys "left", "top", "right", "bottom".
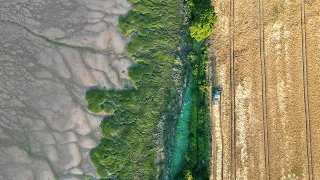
{"left": 85, "top": 0, "right": 182, "bottom": 179}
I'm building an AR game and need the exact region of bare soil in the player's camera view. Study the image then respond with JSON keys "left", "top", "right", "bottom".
{"left": 305, "top": 0, "right": 320, "bottom": 179}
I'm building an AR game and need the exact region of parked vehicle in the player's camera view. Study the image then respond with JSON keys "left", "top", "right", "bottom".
{"left": 212, "top": 88, "right": 222, "bottom": 106}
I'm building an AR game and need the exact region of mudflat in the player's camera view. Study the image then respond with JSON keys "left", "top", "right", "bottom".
{"left": 0, "top": 0, "right": 131, "bottom": 179}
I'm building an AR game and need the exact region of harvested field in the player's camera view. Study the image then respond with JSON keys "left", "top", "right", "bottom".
{"left": 305, "top": 0, "right": 320, "bottom": 179}
{"left": 209, "top": 0, "right": 319, "bottom": 179}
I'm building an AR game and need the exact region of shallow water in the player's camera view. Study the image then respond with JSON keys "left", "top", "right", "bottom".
{"left": 170, "top": 77, "right": 193, "bottom": 177}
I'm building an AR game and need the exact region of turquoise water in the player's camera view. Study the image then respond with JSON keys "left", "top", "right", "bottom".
{"left": 170, "top": 77, "right": 193, "bottom": 177}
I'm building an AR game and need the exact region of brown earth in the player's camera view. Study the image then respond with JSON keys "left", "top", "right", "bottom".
{"left": 209, "top": 0, "right": 318, "bottom": 179}
{"left": 305, "top": 0, "right": 320, "bottom": 179}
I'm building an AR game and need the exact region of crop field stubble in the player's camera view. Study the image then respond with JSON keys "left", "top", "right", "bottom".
{"left": 209, "top": 0, "right": 320, "bottom": 179}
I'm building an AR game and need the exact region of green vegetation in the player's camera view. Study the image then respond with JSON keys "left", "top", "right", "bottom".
{"left": 86, "top": 0, "right": 182, "bottom": 179}
{"left": 188, "top": 0, "right": 217, "bottom": 41}
{"left": 168, "top": 40, "right": 212, "bottom": 180}
{"left": 175, "top": 43, "right": 211, "bottom": 180}
{"left": 85, "top": 0, "right": 216, "bottom": 179}
{"left": 172, "top": 0, "right": 216, "bottom": 179}
{"left": 170, "top": 76, "right": 193, "bottom": 177}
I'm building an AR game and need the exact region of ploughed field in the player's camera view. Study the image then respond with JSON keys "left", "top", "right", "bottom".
{"left": 209, "top": 0, "right": 320, "bottom": 179}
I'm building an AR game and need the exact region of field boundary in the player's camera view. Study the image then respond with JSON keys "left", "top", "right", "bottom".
{"left": 209, "top": 88, "right": 217, "bottom": 180}
{"left": 259, "top": 0, "right": 270, "bottom": 179}
{"left": 300, "top": 1, "right": 314, "bottom": 179}
{"left": 229, "top": 0, "right": 236, "bottom": 178}
{"left": 219, "top": 92, "right": 224, "bottom": 180}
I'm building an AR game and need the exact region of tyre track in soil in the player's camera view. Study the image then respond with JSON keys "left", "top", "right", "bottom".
{"left": 209, "top": 88, "right": 217, "bottom": 180}
{"left": 211, "top": 0, "right": 267, "bottom": 177}
{"left": 259, "top": 0, "right": 270, "bottom": 179}
{"left": 209, "top": 88, "right": 216, "bottom": 180}
{"left": 219, "top": 96, "right": 224, "bottom": 180}
{"left": 209, "top": 0, "right": 233, "bottom": 178}
{"left": 233, "top": 0, "right": 266, "bottom": 177}
{"left": 229, "top": 0, "right": 236, "bottom": 177}
{"left": 304, "top": 0, "right": 320, "bottom": 178}
{"left": 211, "top": 0, "right": 316, "bottom": 179}
{"left": 209, "top": 50, "right": 224, "bottom": 180}
{"left": 300, "top": 1, "right": 313, "bottom": 179}
{"left": 263, "top": 0, "right": 309, "bottom": 178}
{"left": 209, "top": 86, "right": 224, "bottom": 180}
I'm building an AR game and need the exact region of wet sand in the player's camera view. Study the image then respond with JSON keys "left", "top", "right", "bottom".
{"left": 0, "top": 0, "right": 132, "bottom": 179}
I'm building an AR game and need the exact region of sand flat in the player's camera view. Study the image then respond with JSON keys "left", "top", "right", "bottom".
{"left": 0, "top": 0, "right": 131, "bottom": 179}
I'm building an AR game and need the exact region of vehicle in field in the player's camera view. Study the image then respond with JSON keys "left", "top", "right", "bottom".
{"left": 212, "top": 88, "right": 222, "bottom": 106}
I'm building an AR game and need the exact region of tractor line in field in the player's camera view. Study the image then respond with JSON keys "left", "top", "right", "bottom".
{"left": 229, "top": 0, "right": 236, "bottom": 178}
{"left": 300, "top": 1, "right": 314, "bottom": 179}
{"left": 219, "top": 92, "right": 224, "bottom": 180}
{"left": 259, "top": 0, "right": 270, "bottom": 179}
{"left": 209, "top": 87, "right": 217, "bottom": 180}
{"left": 209, "top": 75, "right": 224, "bottom": 180}
{"left": 210, "top": 92, "right": 215, "bottom": 180}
